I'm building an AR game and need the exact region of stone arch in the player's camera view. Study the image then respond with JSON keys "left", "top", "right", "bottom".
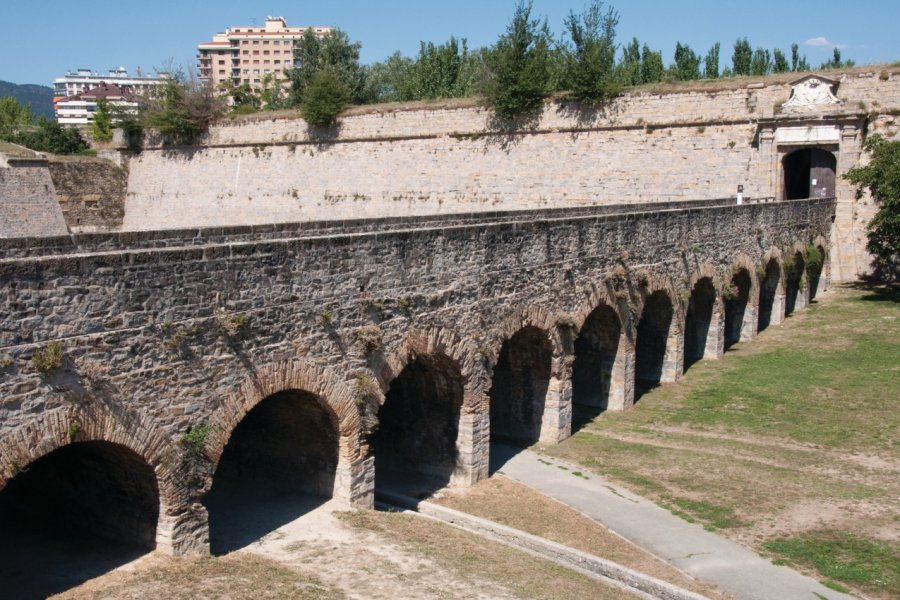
{"left": 375, "top": 326, "right": 481, "bottom": 490}
{"left": 725, "top": 254, "right": 759, "bottom": 348}
{"left": 489, "top": 325, "right": 553, "bottom": 447}
{"left": 758, "top": 249, "right": 785, "bottom": 332}
{"left": 0, "top": 404, "right": 175, "bottom": 595}
{"left": 784, "top": 241, "right": 808, "bottom": 316}
{"left": 808, "top": 235, "right": 829, "bottom": 301}
{"left": 782, "top": 147, "right": 837, "bottom": 200}
{"left": 634, "top": 276, "right": 682, "bottom": 400}
{"left": 684, "top": 262, "right": 725, "bottom": 371}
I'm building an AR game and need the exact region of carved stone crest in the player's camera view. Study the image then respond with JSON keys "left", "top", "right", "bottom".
{"left": 782, "top": 75, "right": 840, "bottom": 110}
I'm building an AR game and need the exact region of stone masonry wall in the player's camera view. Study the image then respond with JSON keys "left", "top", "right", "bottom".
{"left": 0, "top": 198, "right": 833, "bottom": 553}
{"left": 0, "top": 156, "right": 69, "bottom": 238}
{"left": 47, "top": 157, "right": 126, "bottom": 233}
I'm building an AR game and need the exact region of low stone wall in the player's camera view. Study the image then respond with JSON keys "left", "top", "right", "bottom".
{"left": 0, "top": 151, "right": 68, "bottom": 238}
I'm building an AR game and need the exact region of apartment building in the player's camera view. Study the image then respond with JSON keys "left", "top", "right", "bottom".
{"left": 197, "top": 16, "right": 332, "bottom": 90}
{"left": 52, "top": 68, "right": 167, "bottom": 123}
{"left": 55, "top": 82, "right": 141, "bottom": 125}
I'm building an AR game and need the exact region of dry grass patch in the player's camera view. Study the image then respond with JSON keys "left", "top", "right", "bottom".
{"left": 338, "top": 509, "right": 636, "bottom": 600}
{"left": 435, "top": 476, "right": 728, "bottom": 598}
{"left": 53, "top": 553, "right": 343, "bottom": 600}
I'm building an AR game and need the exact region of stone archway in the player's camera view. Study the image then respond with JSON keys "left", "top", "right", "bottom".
{"left": 758, "top": 257, "right": 783, "bottom": 332}
{"left": 684, "top": 277, "right": 718, "bottom": 372}
{"left": 571, "top": 303, "right": 623, "bottom": 430}
{"left": 808, "top": 243, "right": 827, "bottom": 301}
{"left": 489, "top": 326, "right": 553, "bottom": 447}
{"left": 785, "top": 249, "right": 807, "bottom": 316}
{"left": 635, "top": 290, "right": 678, "bottom": 400}
{"left": 204, "top": 389, "right": 339, "bottom": 555}
{"left": 0, "top": 440, "right": 159, "bottom": 597}
{"left": 725, "top": 268, "right": 753, "bottom": 349}
{"left": 373, "top": 352, "right": 464, "bottom": 497}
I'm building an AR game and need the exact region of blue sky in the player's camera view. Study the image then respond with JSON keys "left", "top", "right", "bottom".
{"left": 2, "top": 0, "right": 898, "bottom": 86}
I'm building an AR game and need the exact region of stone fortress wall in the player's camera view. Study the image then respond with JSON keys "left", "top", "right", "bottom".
{"left": 122, "top": 69, "right": 900, "bottom": 280}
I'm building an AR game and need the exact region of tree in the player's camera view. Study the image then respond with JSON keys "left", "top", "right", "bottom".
{"left": 620, "top": 38, "right": 642, "bottom": 86}
{"left": 844, "top": 135, "right": 900, "bottom": 278}
{"left": 15, "top": 117, "right": 89, "bottom": 154}
{"left": 562, "top": 0, "right": 620, "bottom": 104}
{"left": 672, "top": 42, "right": 701, "bottom": 81}
{"left": 362, "top": 52, "right": 414, "bottom": 103}
{"left": 480, "top": 1, "right": 553, "bottom": 120}
{"left": 144, "top": 74, "right": 224, "bottom": 145}
{"left": 91, "top": 98, "right": 113, "bottom": 142}
{"left": 773, "top": 49, "right": 789, "bottom": 73}
{"left": 300, "top": 68, "right": 350, "bottom": 127}
{"left": 750, "top": 48, "right": 772, "bottom": 76}
{"left": 791, "top": 43, "right": 810, "bottom": 72}
{"left": 0, "top": 95, "right": 34, "bottom": 140}
{"left": 732, "top": 38, "right": 752, "bottom": 76}
{"left": 640, "top": 44, "right": 665, "bottom": 84}
{"left": 820, "top": 48, "right": 854, "bottom": 70}
{"left": 400, "top": 37, "right": 470, "bottom": 100}
{"left": 704, "top": 42, "right": 721, "bottom": 79}
{"left": 290, "top": 29, "right": 366, "bottom": 107}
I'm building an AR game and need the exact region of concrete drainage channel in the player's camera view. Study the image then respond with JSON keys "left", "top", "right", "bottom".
{"left": 376, "top": 490, "right": 710, "bottom": 600}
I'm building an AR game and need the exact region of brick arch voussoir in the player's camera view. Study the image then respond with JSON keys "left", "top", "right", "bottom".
{"left": 0, "top": 402, "right": 180, "bottom": 507}
{"left": 687, "top": 262, "right": 723, "bottom": 314}
{"left": 490, "top": 305, "right": 562, "bottom": 367}
{"left": 207, "top": 359, "right": 363, "bottom": 466}
{"left": 571, "top": 280, "right": 631, "bottom": 349}
{"left": 640, "top": 272, "right": 682, "bottom": 332}
{"left": 378, "top": 325, "right": 485, "bottom": 412}
{"left": 761, "top": 247, "right": 785, "bottom": 287}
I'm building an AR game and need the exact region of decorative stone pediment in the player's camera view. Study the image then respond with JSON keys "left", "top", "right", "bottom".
{"left": 782, "top": 75, "right": 840, "bottom": 110}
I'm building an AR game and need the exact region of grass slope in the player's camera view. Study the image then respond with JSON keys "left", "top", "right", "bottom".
{"left": 545, "top": 284, "right": 899, "bottom": 599}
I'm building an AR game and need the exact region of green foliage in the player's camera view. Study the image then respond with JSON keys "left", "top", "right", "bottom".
{"left": 844, "top": 135, "right": 900, "bottom": 277}
{"left": 480, "top": 1, "right": 553, "bottom": 120}
{"left": 704, "top": 42, "right": 720, "bottom": 79}
{"left": 31, "top": 341, "right": 64, "bottom": 374}
{"left": 820, "top": 48, "right": 855, "bottom": 70}
{"left": 640, "top": 44, "right": 665, "bottom": 84}
{"left": 773, "top": 48, "right": 789, "bottom": 73}
{"left": 16, "top": 117, "right": 90, "bottom": 154}
{"left": 182, "top": 424, "right": 211, "bottom": 452}
{"left": 400, "top": 38, "right": 473, "bottom": 101}
{"left": 357, "top": 324, "right": 382, "bottom": 355}
{"left": 91, "top": 98, "right": 113, "bottom": 142}
{"left": 763, "top": 531, "right": 899, "bottom": 596}
{"left": 144, "top": 75, "right": 224, "bottom": 145}
{"left": 561, "top": 1, "right": 621, "bottom": 104}
{"left": 300, "top": 69, "right": 350, "bottom": 127}
{"left": 619, "top": 38, "right": 642, "bottom": 86}
{"left": 672, "top": 42, "right": 701, "bottom": 81}
{"left": 805, "top": 245, "right": 823, "bottom": 271}
{"left": 0, "top": 95, "right": 34, "bottom": 140}
{"left": 290, "top": 29, "right": 366, "bottom": 107}
{"left": 68, "top": 421, "right": 82, "bottom": 438}
{"left": 750, "top": 47, "right": 772, "bottom": 76}
{"left": 732, "top": 38, "right": 752, "bottom": 75}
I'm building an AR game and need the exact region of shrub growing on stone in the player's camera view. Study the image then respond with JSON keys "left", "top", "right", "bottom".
{"left": 31, "top": 341, "right": 64, "bottom": 374}
{"left": 300, "top": 69, "right": 350, "bottom": 128}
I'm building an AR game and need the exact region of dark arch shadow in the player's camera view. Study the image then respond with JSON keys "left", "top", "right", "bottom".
{"left": 373, "top": 353, "right": 463, "bottom": 499}
{"left": 204, "top": 390, "right": 338, "bottom": 555}
{"left": 684, "top": 278, "right": 716, "bottom": 373}
{"left": 758, "top": 259, "right": 781, "bottom": 333}
{"left": 489, "top": 326, "right": 552, "bottom": 447}
{"left": 785, "top": 251, "right": 806, "bottom": 316}
{"left": 571, "top": 304, "right": 621, "bottom": 432}
{"left": 635, "top": 291, "right": 674, "bottom": 401}
{"left": 725, "top": 269, "right": 752, "bottom": 350}
{"left": 808, "top": 246, "right": 825, "bottom": 302}
{"left": 0, "top": 441, "right": 158, "bottom": 599}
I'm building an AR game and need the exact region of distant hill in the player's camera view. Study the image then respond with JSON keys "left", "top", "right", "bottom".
{"left": 0, "top": 80, "right": 55, "bottom": 119}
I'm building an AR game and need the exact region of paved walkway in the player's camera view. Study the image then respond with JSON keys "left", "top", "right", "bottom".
{"left": 491, "top": 445, "right": 852, "bottom": 600}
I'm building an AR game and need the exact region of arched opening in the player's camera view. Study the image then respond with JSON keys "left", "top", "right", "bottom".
{"left": 808, "top": 245, "right": 826, "bottom": 302}
{"left": 489, "top": 326, "right": 552, "bottom": 447}
{"left": 572, "top": 304, "right": 621, "bottom": 430}
{"left": 758, "top": 259, "right": 781, "bottom": 332}
{"left": 204, "top": 390, "right": 338, "bottom": 554}
{"left": 635, "top": 291, "right": 674, "bottom": 400}
{"left": 725, "top": 269, "right": 752, "bottom": 350}
{"left": 783, "top": 148, "right": 837, "bottom": 200}
{"left": 373, "top": 353, "right": 463, "bottom": 498}
{"left": 684, "top": 278, "right": 717, "bottom": 372}
{"left": 0, "top": 441, "right": 158, "bottom": 597}
{"left": 785, "top": 251, "right": 806, "bottom": 316}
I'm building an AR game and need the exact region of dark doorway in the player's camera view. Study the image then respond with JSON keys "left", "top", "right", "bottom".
{"left": 373, "top": 354, "right": 463, "bottom": 498}
{"left": 0, "top": 441, "right": 158, "bottom": 598}
{"left": 490, "top": 327, "right": 552, "bottom": 447}
{"left": 205, "top": 390, "right": 338, "bottom": 554}
{"left": 785, "top": 251, "right": 806, "bottom": 316}
{"left": 572, "top": 304, "right": 621, "bottom": 431}
{"left": 635, "top": 291, "right": 674, "bottom": 400}
{"left": 684, "top": 278, "right": 716, "bottom": 372}
{"left": 758, "top": 259, "right": 781, "bottom": 332}
{"left": 783, "top": 148, "right": 836, "bottom": 200}
{"left": 725, "top": 269, "right": 752, "bottom": 350}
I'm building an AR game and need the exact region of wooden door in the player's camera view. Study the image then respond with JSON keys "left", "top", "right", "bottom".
{"left": 810, "top": 150, "right": 836, "bottom": 198}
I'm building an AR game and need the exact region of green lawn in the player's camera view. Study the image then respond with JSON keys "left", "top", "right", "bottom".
{"left": 544, "top": 284, "right": 900, "bottom": 599}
